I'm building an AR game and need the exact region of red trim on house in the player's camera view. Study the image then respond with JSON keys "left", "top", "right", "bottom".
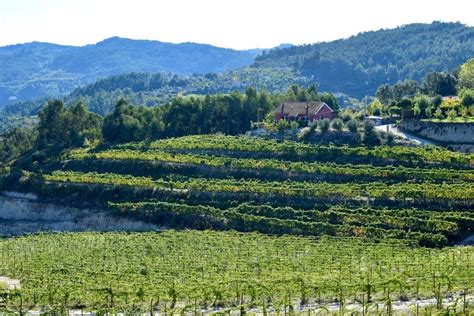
{"left": 275, "top": 102, "right": 333, "bottom": 122}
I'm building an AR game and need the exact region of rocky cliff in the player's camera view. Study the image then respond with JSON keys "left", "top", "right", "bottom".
{"left": 0, "top": 193, "right": 160, "bottom": 236}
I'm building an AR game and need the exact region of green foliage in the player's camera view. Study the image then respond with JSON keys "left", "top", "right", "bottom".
{"left": 386, "top": 132, "right": 395, "bottom": 146}
{"left": 0, "top": 114, "right": 38, "bottom": 133}
{"left": 0, "top": 127, "right": 37, "bottom": 165}
{"left": 368, "top": 99, "right": 384, "bottom": 115}
{"left": 101, "top": 89, "right": 278, "bottom": 143}
{"left": 388, "top": 106, "right": 401, "bottom": 116}
{"left": 289, "top": 121, "right": 299, "bottom": 136}
{"left": 425, "top": 107, "right": 432, "bottom": 119}
{"left": 69, "top": 146, "right": 474, "bottom": 182}
{"left": 3, "top": 69, "right": 309, "bottom": 118}
{"left": 362, "top": 120, "right": 381, "bottom": 146}
{"left": 3, "top": 133, "right": 473, "bottom": 313}
{"left": 102, "top": 99, "right": 161, "bottom": 143}
{"left": 458, "top": 58, "right": 474, "bottom": 90}
{"left": 461, "top": 89, "right": 474, "bottom": 107}
{"left": 37, "top": 100, "right": 102, "bottom": 148}
{"left": 318, "top": 119, "right": 330, "bottom": 133}
{"left": 413, "top": 95, "right": 431, "bottom": 118}
{"left": 319, "top": 92, "right": 340, "bottom": 117}
{"left": 345, "top": 119, "right": 359, "bottom": 133}
{"left": 375, "top": 60, "right": 474, "bottom": 122}
{"left": 422, "top": 72, "right": 457, "bottom": 96}
{"left": 131, "top": 135, "right": 471, "bottom": 167}
{"left": 376, "top": 81, "right": 420, "bottom": 104}
{"left": 398, "top": 98, "right": 412, "bottom": 110}
{"left": 447, "top": 108, "right": 458, "bottom": 121}
{"left": 331, "top": 118, "right": 344, "bottom": 131}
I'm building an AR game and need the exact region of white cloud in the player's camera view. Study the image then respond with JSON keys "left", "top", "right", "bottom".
{"left": 0, "top": 0, "right": 472, "bottom": 49}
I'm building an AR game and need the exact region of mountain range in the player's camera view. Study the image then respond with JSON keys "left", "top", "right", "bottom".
{"left": 0, "top": 21, "right": 473, "bottom": 108}
{"left": 0, "top": 38, "right": 264, "bottom": 106}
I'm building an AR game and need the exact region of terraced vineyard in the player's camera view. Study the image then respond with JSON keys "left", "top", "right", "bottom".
{"left": 23, "top": 135, "right": 472, "bottom": 246}
{"left": 2, "top": 135, "right": 474, "bottom": 313}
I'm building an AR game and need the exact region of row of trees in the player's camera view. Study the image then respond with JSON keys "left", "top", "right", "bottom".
{"left": 102, "top": 87, "right": 280, "bottom": 143}
{"left": 39, "top": 85, "right": 340, "bottom": 145}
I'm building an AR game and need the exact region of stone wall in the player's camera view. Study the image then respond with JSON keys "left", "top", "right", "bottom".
{"left": 400, "top": 120, "right": 474, "bottom": 144}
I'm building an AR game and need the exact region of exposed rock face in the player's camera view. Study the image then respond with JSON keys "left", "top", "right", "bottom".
{"left": 400, "top": 120, "right": 474, "bottom": 144}
{"left": 0, "top": 193, "right": 160, "bottom": 236}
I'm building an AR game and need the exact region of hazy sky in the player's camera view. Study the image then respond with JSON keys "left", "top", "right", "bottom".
{"left": 1, "top": 0, "right": 473, "bottom": 49}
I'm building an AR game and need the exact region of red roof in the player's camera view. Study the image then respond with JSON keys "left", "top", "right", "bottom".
{"left": 275, "top": 102, "right": 333, "bottom": 116}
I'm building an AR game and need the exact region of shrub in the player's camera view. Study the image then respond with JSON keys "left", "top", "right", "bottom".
{"left": 363, "top": 120, "right": 381, "bottom": 146}
{"left": 277, "top": 119, "right": 288, "bottom": 133}
{"left": 386, "top": 132, "right": 395, "bottom": 146}
{"left": 413, "top": 95, "right": 431, "bottom": 118}
{"left": 461, "top": 89, "right": 474, "bottom": 107}
{"left": 290, "top": 121, "right": 299, "bottom": 139}
{"left": 319, "top": 119, "right": 330, "bottom": 134}
{"left": 389, "top": 106, "right": 401, "bottom": 116}
{"left": 425, "top": 107, "right": 432, "bottom": 119}
{"left": 447, "top": 109, "right": 457, "bottom": 121}
{"left": 346, "top": 119, "right": 359, "bottom": 133}
{"left": 331, "top": 118, "right": 344, "bottom": 132}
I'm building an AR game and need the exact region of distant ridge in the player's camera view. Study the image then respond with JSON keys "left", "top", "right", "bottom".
{"left": 0, "top": 38, "right": 259, "bottom": 105}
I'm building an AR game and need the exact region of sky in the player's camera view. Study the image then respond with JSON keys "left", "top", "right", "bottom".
{"left": 0, "top": 0, "right": 473, "bottom": 50}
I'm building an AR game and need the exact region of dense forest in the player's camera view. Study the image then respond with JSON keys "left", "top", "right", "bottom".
{"left": 253, "top": 22, "right": 474, "bottom": 97}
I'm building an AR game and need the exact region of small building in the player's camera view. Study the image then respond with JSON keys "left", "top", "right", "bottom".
{"left": 442, "top": 96, "right": 460, "bottom": 101}
{"left": 365, "top": 115, "right": 384, "bottom": 126}
{"left": 275, "top": 102, "right": 333, "bottom": 122}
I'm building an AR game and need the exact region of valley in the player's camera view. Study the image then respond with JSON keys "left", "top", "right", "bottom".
{"left": 0, "top": 8, "right": 473, "bottom": 314}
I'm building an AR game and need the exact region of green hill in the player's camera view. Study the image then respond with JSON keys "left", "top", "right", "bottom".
{"left": 253, "top": 22, "right": 474, "bottom": 97}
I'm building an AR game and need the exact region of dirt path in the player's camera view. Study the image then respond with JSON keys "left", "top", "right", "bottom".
{"left": 376, "top": 124, "right": 436, "bottom": 146}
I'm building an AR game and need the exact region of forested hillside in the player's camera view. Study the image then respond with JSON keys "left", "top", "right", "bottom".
{"left": 3, "top": 69, "right": 309, "bottom": 116}
{"left": 2, "top": 22, "right": 472, "bottom": 110}
{"left": 253, "top": 22, "right": 474, "bottom": 97}
{"left": 0, "top": 37, "right": 256, "bottom": 105}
